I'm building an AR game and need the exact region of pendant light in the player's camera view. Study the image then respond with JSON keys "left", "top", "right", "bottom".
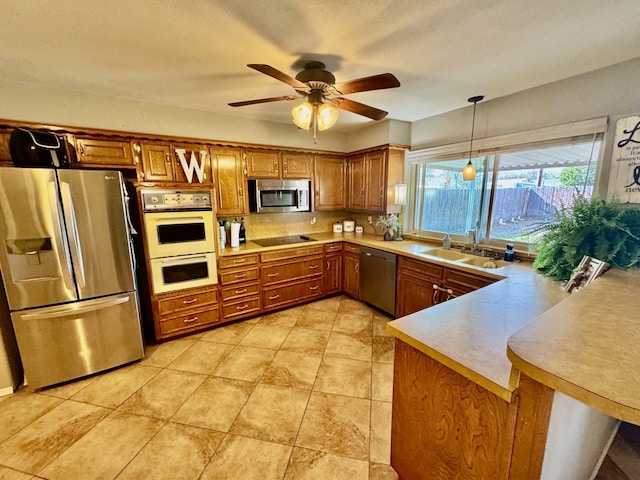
{"left": 463, "top": 95, "right": 484, "bottom": 181}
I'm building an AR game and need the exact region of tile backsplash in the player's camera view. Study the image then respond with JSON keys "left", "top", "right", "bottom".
{"left": 216, "top": 211, "right": 382, "bottom": 240}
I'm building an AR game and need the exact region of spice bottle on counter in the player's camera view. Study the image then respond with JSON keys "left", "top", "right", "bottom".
{"left": 239, "top": 217, "right": 246, "bottom": 244}
{"left": 442, "top": 234, "right": 452, "bottom": 250}
{"left": 504, "top": 243, "right": 515, "bottom": 261}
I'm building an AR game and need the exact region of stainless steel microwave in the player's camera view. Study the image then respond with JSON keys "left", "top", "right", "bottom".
{"left": 248, "top": 179, "right": 311, "bottom": 213}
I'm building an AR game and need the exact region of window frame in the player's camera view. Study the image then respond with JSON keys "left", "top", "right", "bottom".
{"left": 405, "top": 118, "right": 607, "bottom": 252}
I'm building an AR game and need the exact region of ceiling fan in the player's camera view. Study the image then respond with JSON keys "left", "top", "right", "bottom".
{"left": 229, "top": 61, "right": 400, "bottom": 140}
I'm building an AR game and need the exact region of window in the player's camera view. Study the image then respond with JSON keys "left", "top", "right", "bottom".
{"left": 407, "top": 123, "right": 604, "bottom": 249}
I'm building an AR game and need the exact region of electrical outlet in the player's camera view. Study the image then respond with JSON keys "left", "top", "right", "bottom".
{"left": 367, "top": 216, "right": 372, "bottom": 224}
{"left": 311, "top": 216, "right": 316, "bottom": 224}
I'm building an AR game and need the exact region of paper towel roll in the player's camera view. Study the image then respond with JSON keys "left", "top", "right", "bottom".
{"left": 230, "top": 222, "right": 240, "bottom": 247}
{"left": 219, "top": 225, "right": 226, "bottom": 250}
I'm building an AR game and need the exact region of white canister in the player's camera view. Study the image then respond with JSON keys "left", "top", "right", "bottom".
{"left": 230, "top": 222, "right": 240, "bottom": 247}
{"left": 355, "top": 225, "right": 364, "bottom": 234}
{"left": 219, "top": 225, "right": 226, "bottom": 249}
{"left": 332, "top": 222, "right": 343, "bottom": 233}
{"left": 343, "top": 219, "right": 355, "bottom": 232}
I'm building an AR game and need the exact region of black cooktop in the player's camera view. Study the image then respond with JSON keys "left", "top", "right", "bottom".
{"left": 252, "top": 235, "right": 316, "bottom": 247}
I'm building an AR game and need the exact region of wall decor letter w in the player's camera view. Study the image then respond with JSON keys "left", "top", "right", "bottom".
{"left": 175, "top": 148, "right": 207, "bottom": 183}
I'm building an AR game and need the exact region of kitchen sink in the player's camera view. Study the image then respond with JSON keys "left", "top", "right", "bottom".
{"left": 456, "top": 256, "right": 510, "bottom": 269}
{"left": 420, "top": 248, "right": 468, "bottom": 261}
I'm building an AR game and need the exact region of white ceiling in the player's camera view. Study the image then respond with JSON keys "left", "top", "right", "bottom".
{"left": 1, "top": 0, "right": 639, "bottom": 132}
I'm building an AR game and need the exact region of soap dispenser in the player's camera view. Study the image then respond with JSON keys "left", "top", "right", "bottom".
{"left": 442, "top": 234, "right": 452, "bottom": 250}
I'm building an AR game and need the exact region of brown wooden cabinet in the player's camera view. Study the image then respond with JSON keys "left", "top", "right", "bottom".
{"left": 343, "top": 243, "right": 360, "bottom": 298}
{"left": 324, "top": 242, "right": 343, "bottom": 295}
{"left": 74, "top": 137, "right": 137, "bottom": 169}
{"left": 396, "top": 256, "right": 498, "bottom": 317}
{"left": 153, "top": 285, "right": 221, "bottom": 340}
{"left": 246, "top": 149, "right": 281, "bottom": 178}
{"left": 218, "top": 253, "right": 261, "bottom": 321}
{"left": 395, "top": 256, "right": 444, "bottom": 317}
{"left": 260, "top": 245, "right": 324, "bottom": 310}
{"left": 282, "top": 152, "right": 313, "bottom": 178}
{"left": 246, "top": 149, "right": 314, "bottom": 179}
{"left": 314, "top": 155, "right": 346, "bottom": 210}
{"left": 347, "top": 150, "right": 387, "bottom": 213}
{"left": 140, "top": 141, "right": 211, "bottom": 184}
{"left": 211, "top": 147, "right": 248, "bottom": 215}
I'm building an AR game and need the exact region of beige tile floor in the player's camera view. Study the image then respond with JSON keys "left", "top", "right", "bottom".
{"left": 0, "top": 295, "right": 399, "bottom": 480}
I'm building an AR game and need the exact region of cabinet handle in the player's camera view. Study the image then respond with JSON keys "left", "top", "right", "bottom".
{"left": 326, "top": 261, "right": 330, "bottom": 270}
{"left": 239, "top": 187, "right": 243, "bottom": 197}
{"left": 234, "top": 258, "right": 246, "bottom": 263}
{"left": 274, "top": 160, "right": 279, "bottom": 172}
{"left": 133, "top": 143, "right": 141, "bottom": 154}
{"left": 267, "top": 272, "right": 278, "bottom": 277}
{"left": 165, "top": 153, "right": 171, "bottom": 163}
{"left": 235, "top": 288, "right": 247, "bottom": 294}
{"left": 283, "top": 161, "right": 288, "bottom": 172}
{"left": 309, "top": 264, "right": 319, "bottom": 270}
{"left": 235, "top": 273, "right": 247, "bottom": 279}
{"left": 236, "top": 304, "right": 249, "bottom": 310}
{"left": 183, "top": 316, "right": 198, "bottom": 324}
{"left": 268, "top": 294, "right": 280, "bottom": 300}
{"left": 316, "top": 190, "right": 320, "bottom": 197}
{"left": 361, "top": 189, "right": 364, "bottom": 197}
{"left": 79, "top": 144, "right": 85, "bottom": 156}
{"left": 309, "top": 285, "right": 319, "bottom": 291}
{"left": 355, "top": 262, "right": 359, "bottom": 271}
{"left": 182, "top": 298, "right": 197, "bottom": 305}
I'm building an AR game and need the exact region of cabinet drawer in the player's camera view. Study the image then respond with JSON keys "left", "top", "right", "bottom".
{"left": 157, "top": 288, "right": 218, "bottom": 316}
{"left": 261, "top": 257, "right": 323, "bottom": 286}
{"left": 260, "top": 245, "right": 324, "bottom": 262}
{"left": 263, "top": 277, "right": 324, "bottom": 310}
{"left": 159, "top": 306, "right": 221, "bottom": 335}
{"left": 343, "top": 243, "right": 360, "bottom": 254}
{"left": 219, "top": 254, "right": 258, "bottom": 269}
{"left": 324, "top": 242, "right": 343, "bottom": 253}
{"left": 219, "top": 267, "right": 259, "bottom": 285}
{"left": 398, "top": 256, "right": 443, "bottom": 280}
{"left": 444, "top": 267, "right": 496, "bottom": 293}
{"left": 222, "top": 297, "right": 261, "bottom": 320}
{"left": 221, "top": 281, "right": 260, "bottom": 301}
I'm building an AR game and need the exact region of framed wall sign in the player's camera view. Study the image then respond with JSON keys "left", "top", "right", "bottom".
{"left": 608, "top": 115, "right": 640, "bottom": 203}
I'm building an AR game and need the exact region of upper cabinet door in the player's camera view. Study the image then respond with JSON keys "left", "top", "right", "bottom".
{"left": 314, "top": 156, "right": 346, "bottom": 211}
{"left": 246, "top": 150, "right": 280, "bottom": 178}
{"left": 141, "top": 142, "right": 174, "bottom": 182}
{"left": 75, "top": 138, "right": 136, "bottom": 168}
{"left": 282, "top": 153, "right": 313, "bottom": 179}
{"left": 364, "top": 150, "right": 386, "bottom": 213}
{"left": 211, "top": 147, "right": 248, "bottom": 215}
{"left": 347, "top": 155, "right": 365, "bottom": 211}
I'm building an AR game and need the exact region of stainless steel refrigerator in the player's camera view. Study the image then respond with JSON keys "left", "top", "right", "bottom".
{"left": 0, "top": 167, "right": 144, "bottom": 390}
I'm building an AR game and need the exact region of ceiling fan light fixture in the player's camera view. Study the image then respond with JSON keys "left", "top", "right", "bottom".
{"left": 316, "top": 103, "right": 339, "bottom": 131}
{"left": 292, "top": 101, "right": 313, "bottom": 130}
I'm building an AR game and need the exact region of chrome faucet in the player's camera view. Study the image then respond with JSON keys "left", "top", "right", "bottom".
{"left": 466, "top": 230, "right": 477, "bottom": 251}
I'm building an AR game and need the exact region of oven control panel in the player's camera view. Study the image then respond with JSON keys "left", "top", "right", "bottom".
{"left": 141, "top": 189, "right": 212, "bottom": 211}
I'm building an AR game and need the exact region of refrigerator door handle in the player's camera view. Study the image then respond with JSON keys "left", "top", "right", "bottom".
{"left": 59, "top": 181, "right": 86, "bottom": 288}
{"left": 47, "top": 181, "right": 75, "bottom": 291}
{"left": 20, "top": 295, "right": 130, "bottom": 320}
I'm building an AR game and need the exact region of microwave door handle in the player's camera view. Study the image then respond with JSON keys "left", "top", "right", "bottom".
{"left": 47, "top": 181, "right": 75, "bottom": 291}
{"left": 297, "top": 189, "right": 302, "bottom": 208}
{"left": 59, "top": 182, "right": 86, "bottom": 288}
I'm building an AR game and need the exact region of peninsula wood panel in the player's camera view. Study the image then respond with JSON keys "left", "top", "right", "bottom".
{"left": 391, "top": 340, "right": 518, "bottom": 480}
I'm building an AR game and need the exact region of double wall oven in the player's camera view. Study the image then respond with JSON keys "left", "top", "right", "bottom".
{"left": 142, "top": 189, "right": 217, "bottom": 294}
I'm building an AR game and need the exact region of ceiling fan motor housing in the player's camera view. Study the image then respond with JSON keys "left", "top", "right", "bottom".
{"left": 295, "top": 62, "right": 336, "bottom": 85}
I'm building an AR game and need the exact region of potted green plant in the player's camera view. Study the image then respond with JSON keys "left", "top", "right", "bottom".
{"left": 532, "top": 195, "right": 640, "bottom": 281}
{"left": 376, "top": 214, "right": 400, "bottom": 241}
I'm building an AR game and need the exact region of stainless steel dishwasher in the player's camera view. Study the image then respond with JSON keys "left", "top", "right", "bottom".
{"left": 360, "top": 246, "right": 397, "bottom": 316}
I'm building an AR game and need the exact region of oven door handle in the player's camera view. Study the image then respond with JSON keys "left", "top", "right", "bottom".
{"left": 160, "top": 254, "right": 209, "bottom": 265}
{"left": 153, "top": 216, "right": 205, "bottom": 224}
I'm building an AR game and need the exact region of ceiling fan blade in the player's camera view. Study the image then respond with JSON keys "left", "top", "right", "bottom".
{"left": 334, "top": 73, "right": 400, "bottom": 95}
{"left": 228, "top": 95, "right": 298, "bottom": 107}
{"left": 333, "top": 98, "right": 388, "bottom": 120}
{"left": 247, "top": 64, "right": 309, "bottom": 91}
